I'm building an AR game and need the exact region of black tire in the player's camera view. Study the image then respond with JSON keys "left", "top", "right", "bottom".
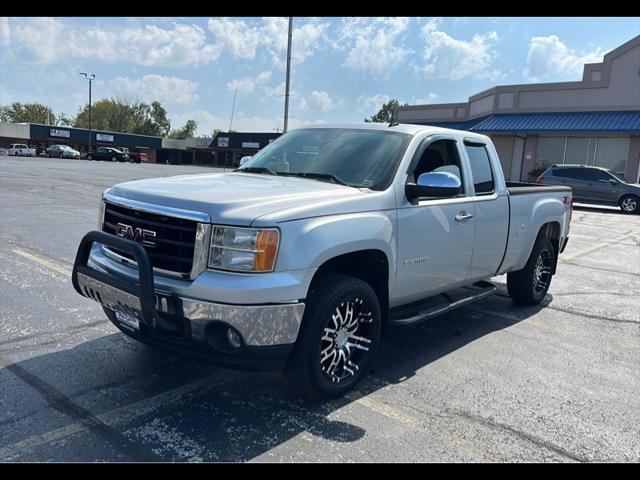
{"left": 87, "top": 154, "right": 93, "bottom": 160}
{"left": 619, "top": 195, "right": 639, "bottom": 214}
{"left": 284, "top": 273, "right": 381, "bottom": 400}
{"left": 507, "top": 236, "right": 555, "bottom": 305}
{"left": 111, "top": 156, "right": 117, "bottom": 162}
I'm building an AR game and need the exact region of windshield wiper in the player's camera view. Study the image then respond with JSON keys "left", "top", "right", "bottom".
{"left": 234, "top": 166, "right": 277, "bottom": 176}
{"left": 279, "top": 171, "right": 350, "bottom": 186}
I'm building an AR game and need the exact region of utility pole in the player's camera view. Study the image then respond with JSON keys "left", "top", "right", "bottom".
{"left": 80, "top": 73, "right": 95, "bottom": 154}
{"left": 229, "top": 87, "right": 237, "bottom": 132}
{"left": 283, "top": 16, "right": 293, "bottom": 133}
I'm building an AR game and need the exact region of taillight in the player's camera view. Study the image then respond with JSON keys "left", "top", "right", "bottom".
{"left": 563, "top": 195, "right": 573, "bottom": 222}
{"left": 536, "top": 175, "right": 544, "bottom": 184}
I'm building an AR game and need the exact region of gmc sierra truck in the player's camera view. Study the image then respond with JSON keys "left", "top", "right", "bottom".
{"left": 72, "top": 124, "right": 572, "bottom": 398}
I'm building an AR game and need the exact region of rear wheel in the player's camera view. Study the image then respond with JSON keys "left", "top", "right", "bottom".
{"left": 284, "top": 273, "right": 381, "bottom": 399}
{"left": 620, "top": 195, "right": 639, "bottom": 214}
{"left": 87, "top": 154, "right": 93, "bottom": 160}
{"left": 507, "top": 237, "right": 555, "bottom": 305}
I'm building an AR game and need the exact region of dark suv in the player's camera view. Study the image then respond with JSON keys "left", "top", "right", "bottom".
{"left": 537, "top": 164, "right": 640, "bottom": 214}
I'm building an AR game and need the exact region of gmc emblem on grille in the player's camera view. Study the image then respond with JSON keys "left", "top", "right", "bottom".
{"left": 115, "top": 222, "right": 157, "bottom": 248}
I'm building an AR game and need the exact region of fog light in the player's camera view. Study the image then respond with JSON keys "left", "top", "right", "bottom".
{"left": 226, "top": 327, "right": 242, "bottom": 349}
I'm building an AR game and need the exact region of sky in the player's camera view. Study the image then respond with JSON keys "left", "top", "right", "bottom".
{"left": 0, "top": 17, "right": 639, "bottom": 136}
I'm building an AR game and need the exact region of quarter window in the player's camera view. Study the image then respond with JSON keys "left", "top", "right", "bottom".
{"left": 465, "top": 144, "right": 495, "bottom": 195}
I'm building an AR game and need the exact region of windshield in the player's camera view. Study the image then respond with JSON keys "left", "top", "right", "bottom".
{"left": 240, "top": 128, "right": 410, "bottom": 190}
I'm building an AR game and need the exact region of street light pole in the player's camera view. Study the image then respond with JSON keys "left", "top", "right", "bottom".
{"left": 283, "top": 17, "right": 293, "bottom": 133}
{"left": 80, "top": 73, "right": 95, "bottom": 154}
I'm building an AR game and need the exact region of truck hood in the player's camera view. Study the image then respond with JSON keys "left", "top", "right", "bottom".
{"left": 106, "top": 172, "right": 389, "bottom": 225}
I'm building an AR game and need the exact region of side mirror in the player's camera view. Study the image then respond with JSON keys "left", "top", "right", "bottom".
{"left": 406, "top": 172, "right": 462, "bottom": 202}
{"left": 239, "top": 156, "right": 252, "bottom": 167}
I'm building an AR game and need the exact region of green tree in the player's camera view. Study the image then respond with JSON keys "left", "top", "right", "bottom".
{"left": 169, "top": 119, "right": 198, "bottom": 139}
{"left": 0, "top": 102, "right": 58, "bottom": 124}
{"left": 364, "top": 99, "right": 407, "bottom": 123}
{"left": 74, "top": 98, "right": 172, "bottom": 137}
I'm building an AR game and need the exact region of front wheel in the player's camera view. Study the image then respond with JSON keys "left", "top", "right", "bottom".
{"left": 620, "top": 195, "right": 639, "bottom": 214}
{"left": 507, "top": 237, "right": 555, "bottom": 305}
{"left": 284, "top": 273, "right": 381, "bottom": 399}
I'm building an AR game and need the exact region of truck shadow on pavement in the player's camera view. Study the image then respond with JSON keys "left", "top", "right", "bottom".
{"left": 1, "top": 292, "right": 551, "bottom": 462}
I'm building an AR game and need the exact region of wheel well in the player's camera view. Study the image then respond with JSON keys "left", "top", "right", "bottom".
{"left": 618, "top": 193, "right": 639, "bottom": 205}
{"left": 311, "top": 250, "right": 389, "bottom": 331}
{"left": 537, "top": 222, "right": 561, "bottom": 274}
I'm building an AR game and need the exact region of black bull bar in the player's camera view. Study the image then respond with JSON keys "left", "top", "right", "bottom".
{"left": 72, "top": 230, "right": 181, "bottom": 333}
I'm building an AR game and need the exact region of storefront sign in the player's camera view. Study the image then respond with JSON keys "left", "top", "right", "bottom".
{"left": 218, "top": 137, "right": 229, "bottom": 148}
{"left": 96, "top": 133, "right": 114, "bottom": 142}
{"left": 50, "top": 128, "right": 70, "bottom": 138}
{"left": 241, "top": 142, "right": 260, "bottom": 149}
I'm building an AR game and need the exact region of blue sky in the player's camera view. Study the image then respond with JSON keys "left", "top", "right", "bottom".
{"left": 1, "top": 17, "right": 638, "bottom": 136}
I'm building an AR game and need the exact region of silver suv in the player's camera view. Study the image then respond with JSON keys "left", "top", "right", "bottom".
{"left": 538, "top": 164, "right": 640, "bottom": 214}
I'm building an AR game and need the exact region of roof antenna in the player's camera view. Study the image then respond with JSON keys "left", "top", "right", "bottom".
{"left": 389, "top": 109, "right": 399, "bottom": 127}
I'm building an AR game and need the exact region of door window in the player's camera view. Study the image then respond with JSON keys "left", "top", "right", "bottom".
{"left": 464, "top": 143, "right": 495, "bottom": 195}
{"left": 411, "top": 139, "right": 465, "bottom": 194}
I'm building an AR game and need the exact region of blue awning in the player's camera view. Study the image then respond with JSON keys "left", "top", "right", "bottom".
{"left": 427, "top": 111, "right": 640, "bottom": 134}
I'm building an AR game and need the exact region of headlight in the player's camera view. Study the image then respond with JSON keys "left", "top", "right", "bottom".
{"left": 208, "top": 226, "right": 279, "bottom": 272}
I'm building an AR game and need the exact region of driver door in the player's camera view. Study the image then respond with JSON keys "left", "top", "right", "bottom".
{"left": 395, "top": 137, "right": 475, "bottom": 305}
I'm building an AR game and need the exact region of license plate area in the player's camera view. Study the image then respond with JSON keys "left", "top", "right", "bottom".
{"left": 115, "top": 308, "right": 141, "bottom": 331}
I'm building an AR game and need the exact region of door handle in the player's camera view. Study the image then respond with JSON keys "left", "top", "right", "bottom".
{"left": 455, "top": 211, "right": 474, "bottom": 222}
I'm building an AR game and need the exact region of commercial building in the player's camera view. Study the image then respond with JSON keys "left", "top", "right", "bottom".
{"left": 395, "top": 35, "right": 640, "bottom": 183}
{"left": 0, "top": 123, "right": 280, "bottom": 167}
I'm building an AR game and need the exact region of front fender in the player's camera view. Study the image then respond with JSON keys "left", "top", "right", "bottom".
{"left": 275, "top": 211, "right": 396, "bottom": 282}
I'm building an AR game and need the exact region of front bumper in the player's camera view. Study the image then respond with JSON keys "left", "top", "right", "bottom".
{"left": 73, "top": 231, "right": 305, "bottom": 370}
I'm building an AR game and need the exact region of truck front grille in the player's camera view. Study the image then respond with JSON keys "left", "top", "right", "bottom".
{"left": 102, "top": 202, "right": 197, "bottom": 276}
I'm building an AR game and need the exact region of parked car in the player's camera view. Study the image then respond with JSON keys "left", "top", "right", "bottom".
{"left": 46, "top": 145, "right": 81, "bottom": 159}
{"left": 537, "top": 164, "right": 640, "bottom": 214}
{"left": 0, "top": 147, "right": 9, "bottom": 157}
{"left": 72, "top": 124, "right": 572, "bottom": 399}
{"left": 86, "top": 147, "right": 129, "bottom": 162}
{"left": 127, "top": 152, "right": 148, "bottom": 164}
{"left": 8, "top": 143, "right": 36, "bottom": 157}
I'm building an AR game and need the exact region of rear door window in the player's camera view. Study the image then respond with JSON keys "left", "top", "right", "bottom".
{"left": 464, "top": 143, "right": 495, "bottom": 195}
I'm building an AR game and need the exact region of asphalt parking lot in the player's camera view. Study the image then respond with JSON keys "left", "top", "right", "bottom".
{"left": 0, "top": 156, "right": 638, "bottom": 462}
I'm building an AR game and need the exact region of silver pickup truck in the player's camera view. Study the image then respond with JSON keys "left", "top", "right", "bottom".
{"left": 72, "top": 124, "right": 572, "bottom": 398}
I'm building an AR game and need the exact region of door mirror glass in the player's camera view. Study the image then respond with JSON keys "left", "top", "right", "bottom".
{"left": 406, "top": 172, "right": 462, "bottom": 202}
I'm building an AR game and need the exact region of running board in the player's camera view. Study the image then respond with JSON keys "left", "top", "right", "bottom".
{"left": 390, "top": 281, "right": 497, "bottom": 327}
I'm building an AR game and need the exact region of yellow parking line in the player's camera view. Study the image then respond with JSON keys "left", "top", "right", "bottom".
{"left": 0, "top": 371, "right": 234, "bottom": 460}
{"left": 11, "top": 249, "right": 71, "bottom": 277}
{"left": 346, "top": 391, "right": 428, "bottom": 430}
{"left": 560, "top": 231, "right": 635, "bottom": 262}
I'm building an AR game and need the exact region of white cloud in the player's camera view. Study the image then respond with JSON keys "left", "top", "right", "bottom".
{"left": 356, "top": 93, "right": 392, "bottom": 113}
{"left": 0, "top": 17, "right": 10, "bottom": 47}
{"left": 0, "top": 84, "right": 12, "bottom": 104}
{"left": 340, "top": 17, "right": 412, "bottom": 78}
{"left": 207, "top": 18, "right": 264, "bottom": 59}
{"left": 308, "top": 90, "right": 334, "bottom": 111}
{"left": 109, "top": 75, "right": 198, "bottom": 104}
{"left": 227, "top": 71, "right": 272, "bottom": 94}
{"left": 414, "top": 92, "right": 440, "bottom": 104}
{"left": 9, "top": 18, "right": 222, "bottom": 67}
{"left": 418, "top": 18, "right": 502, "bottom": 80}
{"left": 523, "top": 35, "right": 605, "bottom": 81}
{"left": 208, "top": 17, "right": 329, "bottom": 67}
